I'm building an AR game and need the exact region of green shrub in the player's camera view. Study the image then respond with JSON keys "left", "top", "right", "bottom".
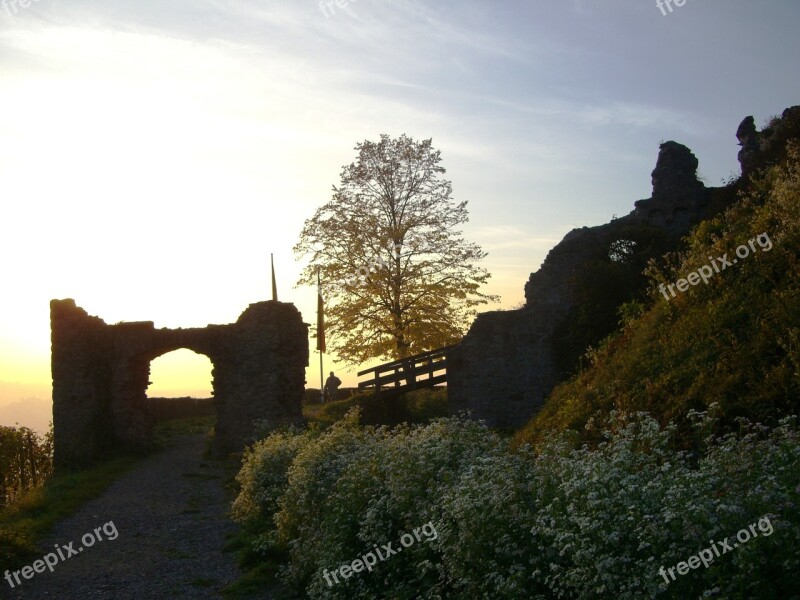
{"left": 233, "top": 408, "right": 800, "bottom": 599}
{"left": 520, "top": 410, "right": 800, "bottom": 599}
{"left": 0, "top": 424, "right": 53, "bottom": 510}
{"left": 232, "top": 425, "right": 317, "bottom": 524}
{"left": 0, "top": 526, "right": 38, "bottom": 567}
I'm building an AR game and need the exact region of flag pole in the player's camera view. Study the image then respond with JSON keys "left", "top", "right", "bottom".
{"left": 271, "top": 253, "right": 278, "bottom": 301}
{"left": 317, "top": 267, "right": 325, "bottom": 403}
{"left": 319, "top": 345, "right": 324, "bottom": 403}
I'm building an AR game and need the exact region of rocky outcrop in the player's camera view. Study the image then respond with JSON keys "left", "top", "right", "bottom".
{"left": 736, "top": 115, "right": 760, "bottom": 177}
{"left": 630, "top": 141, "right": 710, "bottom": 235}
{"left": 51, "top": 299, "right": 308, "bottom": 469}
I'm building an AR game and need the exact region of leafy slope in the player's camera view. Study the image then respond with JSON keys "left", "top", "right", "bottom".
{"left": 516, "top": 141, "right": 800, "bottom": 448}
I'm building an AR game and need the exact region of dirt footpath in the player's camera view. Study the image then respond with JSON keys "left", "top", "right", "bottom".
{"left": 6, "top": 434, "right": 255, "bottom": 599}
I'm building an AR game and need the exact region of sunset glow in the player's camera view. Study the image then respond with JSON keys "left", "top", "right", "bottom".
{"left": 2, "top": 1, "right": 799, "bottom": 432}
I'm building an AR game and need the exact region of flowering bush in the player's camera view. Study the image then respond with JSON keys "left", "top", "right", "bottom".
{"left": 232, "top": 425, "right": 316, "bottom": 524}
{"left": 232, "top": 408, "right": 800, "bottom": 599}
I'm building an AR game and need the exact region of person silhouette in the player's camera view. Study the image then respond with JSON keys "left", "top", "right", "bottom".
{"left": 323, "top": 371, "right": 342, "bottom": 403}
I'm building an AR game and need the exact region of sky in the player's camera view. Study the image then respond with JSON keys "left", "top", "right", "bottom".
{"left": 1, "top": 0, "right": 798, "bottom": 433}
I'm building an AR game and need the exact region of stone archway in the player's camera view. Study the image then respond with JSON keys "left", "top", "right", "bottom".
{"left": 50, "top": 299, "right": 308, "bottom": 469}
{"left": 144, "top": 349, "right": 215, "bottom": 420}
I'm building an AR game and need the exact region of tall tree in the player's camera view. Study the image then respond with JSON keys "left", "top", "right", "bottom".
{"left": 294, "top": 134, "right": 497, "bottom": 364}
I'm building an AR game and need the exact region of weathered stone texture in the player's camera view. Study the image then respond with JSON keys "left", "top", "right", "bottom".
{"left": 51, "top": 299, "right": 308, "bottom": 468}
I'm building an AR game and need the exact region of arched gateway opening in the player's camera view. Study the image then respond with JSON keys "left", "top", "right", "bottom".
{"left": 146, "top": 349, "right": 215, "bottom": 422}
{"left": 50, "top": 299, "right": 309, "bottom": 469}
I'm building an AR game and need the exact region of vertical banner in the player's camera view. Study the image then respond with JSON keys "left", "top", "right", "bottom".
{"left": 317, "top": 268, "right": 325, "bottom": 402}
{"left": 317, "top": 268, "right": 326, "bottom": 353}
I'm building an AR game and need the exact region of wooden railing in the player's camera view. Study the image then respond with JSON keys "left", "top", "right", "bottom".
{"left": 357, "top": 345, "right": 457, "bottom": 395}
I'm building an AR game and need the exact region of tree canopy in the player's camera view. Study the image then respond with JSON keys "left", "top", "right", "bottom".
{"left": 294, "top": 134, "right": 497, "bottom": 363}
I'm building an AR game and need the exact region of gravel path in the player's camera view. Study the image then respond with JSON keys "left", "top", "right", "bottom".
{"left": 6, "top": 434, "right": 256, "bottom": 599}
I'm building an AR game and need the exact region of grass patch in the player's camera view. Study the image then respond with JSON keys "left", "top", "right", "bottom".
{"left": 303, "top": 393, "right": 363, "bottom": 425}
{"left": 222, "top": 564, "right": 281, "bottom": 599}
{"left": 0, "top": 454, "right": 139, "bottom": 568}
{"left": 221, "top": 526, "right": 286, "bottom": 599}
{"left": 303, "top": 387, "right": 448, "bottom": 427}
{"left": 153, "top": 415, "right": 216, "bottom": 448}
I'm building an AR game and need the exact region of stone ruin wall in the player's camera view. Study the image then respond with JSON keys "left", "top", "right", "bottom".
{"left": 448, "top": 110, "right": 798, "bottom": 429}
{"left": 51, "top": 299, "right": 308, "bottom": 469}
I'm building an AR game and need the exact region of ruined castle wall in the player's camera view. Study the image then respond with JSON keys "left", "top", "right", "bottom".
{"left": 51, "top": 299, "right": 308, "bottom": 469}
{"left": 449, "top": 226, "right": 606, "bottom": 428}
{"left": 51, "top": 299, "right": 115, "bottom": 467}
{"left": 449, "top": 141, "right": 714, "bottom": 428}
{"left": 214, "top": 302, "right": 309, "bottom": 456}
{"left": 109, "top": 321, "right": 160, "bottom": 452}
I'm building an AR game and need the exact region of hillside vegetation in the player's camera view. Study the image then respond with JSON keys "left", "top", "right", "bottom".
{"left": 517, "top": 138, "right": 800, "bottom": 449}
